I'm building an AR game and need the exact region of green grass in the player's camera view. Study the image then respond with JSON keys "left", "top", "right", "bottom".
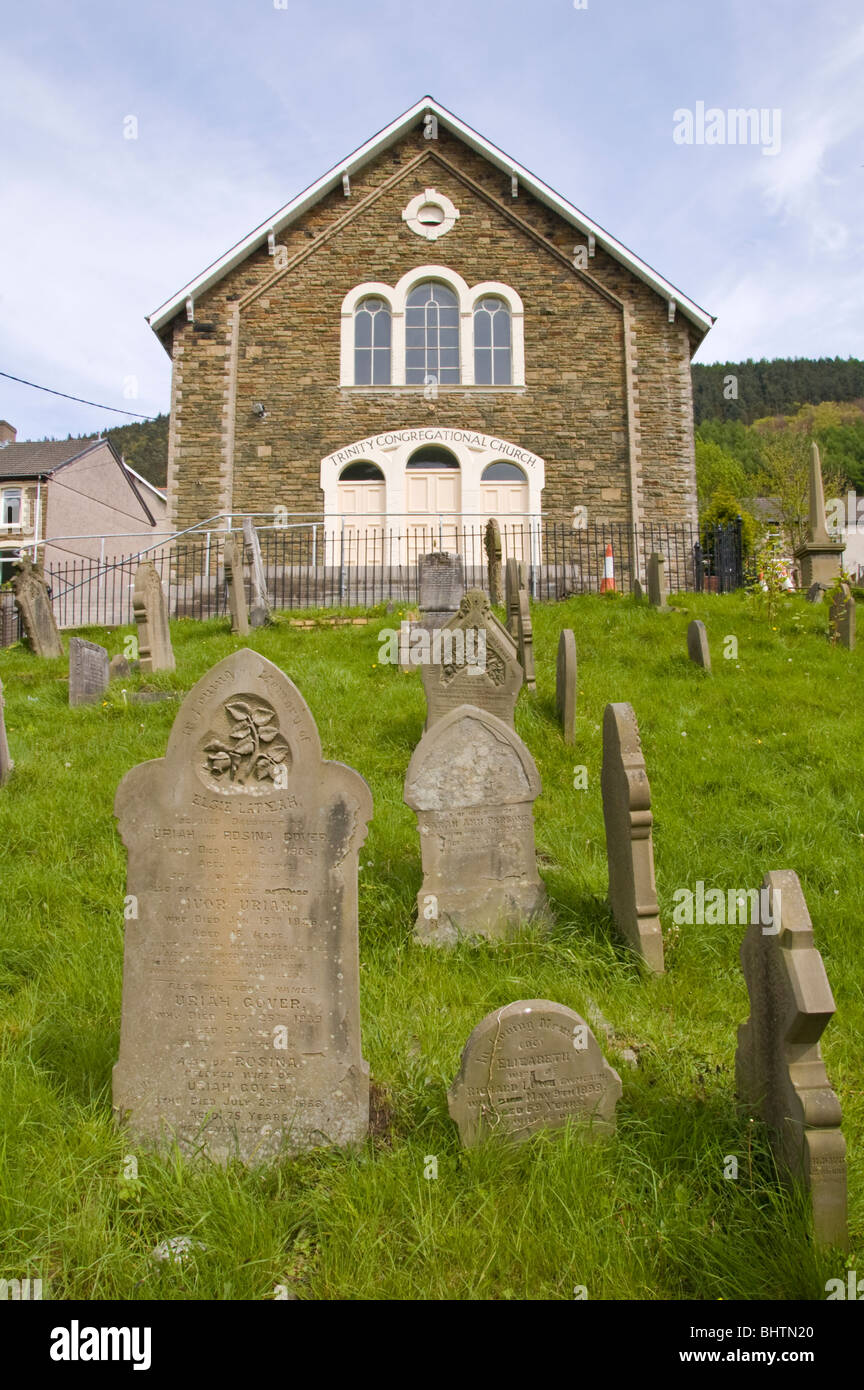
{"left": 0, "top": 590, "right": 861, "bottom": 1300}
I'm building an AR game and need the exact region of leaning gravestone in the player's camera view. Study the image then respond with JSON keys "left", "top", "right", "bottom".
{"left": 0, "top": 676, "right": 13, "bottom": 786}
{"left": 556, "top": 629, "right": 577, "bottom": 744}
{"left": 242, "top": 518, "right": 271, "bottom": 628}
{"left": 516, "top": 589, "right": 536, "bottom": 691}
{"left": 633, "top": 578, "right": 644, "bottom": 602}
{"left": 133, "top": 562, "right": 175, "bottom": 675}
{"left": 109, "top": 654, "right": 133, "bottom": 681}
{"left": 646, "top": 552, "right": 668, "bottom": 610}
{"left": 687, "top": 619, "right": 711, "bottom": 671}
{"left": 505, "top": 557, "right": 528, "bottom": 639}
{"left": 417, "top": 551, "right": 464, "bottom": 632}
{"left": 448, "top": 1000, "right": 622, "bottom": 1147}
{"left": 404, "top": 705, "right": 547, "bottom": 946}
{"left": 601, "top": 703, "right": 664, "bottom": 973}
{"left": 12, "top": 557, "right": 63, "bottom": 659}
{"left": 421, "top": 589, "right": 522, "bottom": 730}
{"left": 113, "top": 649, "right": 373, "bottom": 1164}
{"left": 484, "top": 518, "right": 503, "bottom": 605}
{"left": 829, "top": 583, "right": 855, "bottom": 650}
{"left": 223, "top": 533, "right": 250, "bottom": 637}
{"left": 736, "top": 870, "right": 847, "bottom": 1249}
{"left": 68, "top": 636, "right": 110, "bottom": 707}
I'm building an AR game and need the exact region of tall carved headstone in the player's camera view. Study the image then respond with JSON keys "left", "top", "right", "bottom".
{"left": 421, "top": 589, "right": 522, "bottom": 729}
{"left": 448, "top": 1000, "right": 622, "bottom": 1148}
{"left": 242, "top": 518, "right": 272, "bottom": 628}
{"left": 829, "top": 583, "right": 855, "bottom": 650}
{"left": 113, "top": 649, "right": 373, "bottom": 1164}
{"left": 224, "top": 533, "right": 250, "bottom": 637}
{"left": 505, "top": 557, "right": 527, "bottom": 639}
{"left": 484, "top": 519, "right": 503, "bottom": 605}
{"left": 794, "top": 443, "right": 845, "bottom": 589}
{"left": 12, "top": 557, "right": 63, "bottom": 659}
{"left": 601, "top": 703, "right": 664, "bottom": 973}
{"left": 516, "top": 589, "right": 536, "bottom": 691}
{"left": 133, "top": 562, "right": 175, "bottom": 675}
{"left": 0, "top": 676, "right": 13, "bottom": 786}
{"left": 736, "top": 870, "right": 847, "bottom": 1248}
{"left": 404, "top": 705, "right": 547, "bottom": 946}
{"left": 556, "top": 629, "right": 577, "bottom": 744}
{"left": 69, "top": 637, "right": 110, "bottom": 706}
{"left": 646, "top": 553, "right": 668, "bottom": 610}
{"left": 687, "top": 619, "right": 711, "bottom": 671}
{"left": 417, "top": 551, "right": 464, "bottom": 632}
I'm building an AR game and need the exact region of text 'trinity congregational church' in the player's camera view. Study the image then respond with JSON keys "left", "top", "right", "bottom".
{"left": 147, "top": 97, "right": 713, "bottom": 551}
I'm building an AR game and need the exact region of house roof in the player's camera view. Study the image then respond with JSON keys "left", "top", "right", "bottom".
{"left": 147, "top": 96, "right": 715, "bottom": 342}
{"left": 0, "top": 437, "right": 160, "bottom": 526}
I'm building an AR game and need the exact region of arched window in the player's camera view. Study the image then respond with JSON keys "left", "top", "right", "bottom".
{"left": 354, "top": 298, "right": 391, "bottom": 385}
{"left": 481, "top": 462, "right": 525, "bottom": 482}
{"left": 405, "top": 282, "right": 460, "bottom": 385}
{"left": 339, "top": 462, "right": 385, "bottom": 481}
{"left": 406, "top": 446, "right": 460, "bottom": 469}
{"left": 473, "top": 297, "right": 511, "bottom": 385}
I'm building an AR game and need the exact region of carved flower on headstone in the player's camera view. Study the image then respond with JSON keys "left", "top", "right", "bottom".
{"left": 204, "top": 699, "right": 291, "bottom": 787}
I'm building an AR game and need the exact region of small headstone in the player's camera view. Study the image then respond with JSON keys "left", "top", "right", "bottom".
{"left": 12, "top": 556, "right": 63, "bottom": 658}
{"left": 556, "top": 629, "right": 577, "bottom": 744}
{"left": 505, "top": 557, "right": 528, "bottom": 639}
{"left": 601, "top": 703, "right": 664, "bottom": 973}
{"left": 133, "top": 562, "right": 175, "bottom": 675}
{"left": 806, "top": 582, "right": 825, "bottom": 604}
{"left": 242, "top": 518, "right": 272, "bottom": 628}
{"left": 646, "top": 553, "right": 668, "bottom": 610}
{"left": 829, "top": 584, "right": 855, "bottom": 650}
{"left": 421, "top": 589, "right": 522, "bottom": 729}
{"left": 687, "top": 619, "right": 711, "bottom": 671}
{"left": 417, "top": 551, "right": 464, "bottom": 631}
{"left": 484, "top": 519, "right": 503, "bottom": 605}
{"left": 404, "top": 704, "right": 548, "bottom": 945}
{"left": 109, "top": 654, "right": 132, "bottom": 680}
{"left": 633, "top": 578, "right": 644, "bottom": 601}
{"left": 0, "top": 676, "right": 13, "bottom": 786}
{"left": 517, "top": 589, "right": 536, "bottom": 691}
{"left": 223, "top": 533, "right": 251, "bottom": 636}
{"left": 447, "top": 1000, "right": 622, "bottom": 1147}
{"left": 736, "top": 870, "right": 847, "bottom": 1249}
{"left": 68, "top": 636, "right": 110, "bottom": 707}
{"left": 113, "top": 649, "right": 373, "bottom": 1164}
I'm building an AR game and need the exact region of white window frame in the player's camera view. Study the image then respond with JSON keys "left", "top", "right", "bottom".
{"left": 339, "top": 267, "right": 525, "bottom": 387}
{"left": 1, "top": 487, "right": 22, "bottom": 529}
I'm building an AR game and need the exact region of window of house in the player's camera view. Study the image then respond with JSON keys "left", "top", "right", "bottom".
{"left": 339, "top": 462, "right": 385, "bottom": 481}
{"left": 354, "top": 298, "right": 392, "bottom": 385}
{"left": 481, "top": 462, "right": 525, "bottom": 481}
{"left": 405, "top": 282, "right": 460, "bottom": 385}
{"left": 406, "top": 446, "right": 460, "bottom": 469}
{"left": 2, "top": 489, "right": 21, "bottom": 526}
{"left": 474, "top": 298, "right": 512, "bottom": 385}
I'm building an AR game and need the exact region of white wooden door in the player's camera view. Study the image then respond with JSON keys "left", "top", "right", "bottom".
{"left": 337, "top": 480, "right": 385, "bottom": 564}
{"left": 406, "top": 470, "right": 461, "bottom": 562}
{"left": 479, "top": 477, "right": 530, "bottom": 560}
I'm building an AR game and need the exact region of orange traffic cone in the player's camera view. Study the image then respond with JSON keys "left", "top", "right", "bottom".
{"left": 600, "top": 542, "right": 616, "bottom": 593}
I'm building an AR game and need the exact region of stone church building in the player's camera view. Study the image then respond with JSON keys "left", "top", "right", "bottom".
{"left": 148, "top": 97, "right": 713, "bottom": 563}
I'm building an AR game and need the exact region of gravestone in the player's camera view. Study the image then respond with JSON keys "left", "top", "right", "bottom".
{"left": 404, "top": 705, "right": 547, "bottom": 946}
{"left": 829, "top": 584, "right": 855, "bottom": 650}
{"left": 646, "top": 553, "right": 668, "bottom": 610}
{"left": 0, "top": 677, "right": 13, "bottom": 786}
{"left": 448, "top": 1000, "right": 622, "bottom": 1147}
{"left": 68, "top": 636, "right": 110, "bottom": 707}
{"left": 556, "top": 629, "right": 577, "bottom": 744}
{"left": 417, "top": 551, "right": 464, "bottom": 632}
{"left": 736, "top": 870, "right": 847, "bottom": 1248}
{"left": 505, "top": 556, "right": 528, "bottom": 639}
{"left": 601, "top": 703, "right": 664, "bottom": 973}
{"left": 109, "top": 654, "right": 133, "bottom": 680}
{"left": 794, "top": 442, "right": 845, "bottom": 589}
{"left": 113, "top": 648, "right": 373, "bottom": 1164}
{"left": 484, "top": 518, "right": 503, "bottom": 605}
{"left": 242, "top": 518, "right": 271, "bottom": 628}
{"left": 516, "top": 589, "right": 536, "bottom": 691}
{"left": 687, "top": 619, "right": 711, "bottom": 671}
{"left": 12, "top": 557, "right": 63, "bottom": 659}
{"left": 806, "top": 582, "right": 825, "bottom": 604}
{"left": 633, "top": 578, "right": 644, "bottom": 602}
{"left": 223, "top": 533, "right": 250, "bottom": 637}
{"left": 133, "top": 562, "right": 175, "bottom": 675}
{"left": 421, "top": 589, "right": 522, "bottom": 729}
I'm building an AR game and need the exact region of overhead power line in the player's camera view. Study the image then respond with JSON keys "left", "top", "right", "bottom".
{"left": 0, "top": 371, "right": 159, "bottom": 421}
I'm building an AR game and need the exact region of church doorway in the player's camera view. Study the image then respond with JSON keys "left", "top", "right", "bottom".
{"left": 404, "top": 445, "right": 461, "bottom": 561}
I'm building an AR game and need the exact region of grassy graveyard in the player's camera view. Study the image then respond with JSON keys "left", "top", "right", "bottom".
{"left": 0, "top": 589, "right": 861, "bottom": 1301}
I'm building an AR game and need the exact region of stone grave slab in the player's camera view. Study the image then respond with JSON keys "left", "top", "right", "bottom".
{"left": 687, "top": 619, "right": 711, "bottom": 671}
{"left": 417, "top": 551, "right": 464, "bottom": 631}
{"left": 12, "top": 557, "right": 63, "bottom": 658}
{"left": 69, "top": 636, "right": 110, "bottom": 706}
{"left": 133, "top": 562, "right": 175, "bottom": 675}
{"left": 421, "top": 589, "right": 522, "bottom": 729}
{"left": 830, "top": 584, "right": 855, "bottom": 650}
{"left": 242, "top": 518, "right": 271, "bottom": 628}
{"left": 516, "top": 589, "right": 536, "bottom": 691}
{"left": 485, "top": 518, "right": 503, "bottom": 605}
{"left": 113, "top": 648, "right": 373, "bottom": 1164}
{"left": 223, "top": 533, "right": 250, "bottom": 636}
{"left": 646, "top": 553, "right": 668, "bottom": 610}
{"left": 556, "top": 629, "right": 577, "bottom": 744}
{"left": 601, "top": 702, "right": 664, "bottom": 973}
{"left": 505, "top": 556, "right": 528, "bottom": 639}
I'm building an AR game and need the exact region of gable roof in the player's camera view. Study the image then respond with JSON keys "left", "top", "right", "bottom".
{"left": 0, "top": 437, "right": 159, "bottom": 526}
{"left": 147, "top": 96, "right": 714, "bottom": 342}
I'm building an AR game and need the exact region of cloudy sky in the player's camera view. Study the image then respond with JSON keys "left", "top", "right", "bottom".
{"left": 1, "top": 0, "right": 861, "bottom": 441}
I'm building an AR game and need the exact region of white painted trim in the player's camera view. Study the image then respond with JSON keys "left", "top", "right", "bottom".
{"left": 147, "top": 97, "right": 714, "bottom": 338}
{"left": 401, "top": 187, "right": 460, "bottom": 240}
{"left": 339, "top": 282, "right": 394, "bottom": 386}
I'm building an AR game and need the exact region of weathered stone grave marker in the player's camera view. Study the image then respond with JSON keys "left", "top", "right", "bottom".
{"left": 448, "top": 1000, "right": 622, "bottom": 1147}
{"left": 12, "top": 557, "right": 63, "bottom": 658}
{"left": 794, "top": 443, "right": 845, "bottom": 590}
{"left": 69, "top": 636, "right": 110, "bottom": 707}
{"left": 421, "top": 589, "right": 522, "bottom": 729}
{"left": 829, "top": 583, "right": 855, "bottom": 650}
{"left": 113, "top": 648, "right": 373, "bottom": 1164}
{"left": 505, "top": 556, "right": 528, "bottom": 639}
{"left": 556, "top": 629, "right": 577, "bottom": 744}
{"left": 417, "top": 551, "right": 464, "bottom": 632}
{"left": 646, "top": 552, "right": 668, "bottom": 610}
{"left": 242, "top": 518, "right": 271, "bottom": 628}
{"left": 0, "top": 676, "right": 13, "bottom": 785}
{"left": 133, "top": 562, "right": 175, "bottom": 675}
{"left": 109, "top": 654, "right": 133, "bottom": 680}
{"left": 516, "top": 588, "right": 536, "bottom": 691}
{"left": 687, "top": 619, "right": 711, "bottom": 671}
{"left": 484, "top": 518, "right": 503, "bottom": 605}
{"left": 736, "top": 870, "right": 847, "bottom": 1248}
{"left": 223, "top": 533, "right": 250, "bottom": 636}
{"left": 404, "top": 705, "right": 547, "bottom": 946}
{"left": 601, "top": 702, "right": 664, "bottom": 973}
{"left": 633, "top": 578, "right": 644, "bottom": 602}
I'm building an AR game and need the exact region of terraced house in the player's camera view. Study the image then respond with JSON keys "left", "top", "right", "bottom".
{"left": 147, "top": 97, "right": 713, "bottom": 574}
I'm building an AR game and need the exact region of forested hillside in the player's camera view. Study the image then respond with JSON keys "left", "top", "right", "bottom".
{"left": 692, "top": 356, "right": 864, "bottom": 425}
